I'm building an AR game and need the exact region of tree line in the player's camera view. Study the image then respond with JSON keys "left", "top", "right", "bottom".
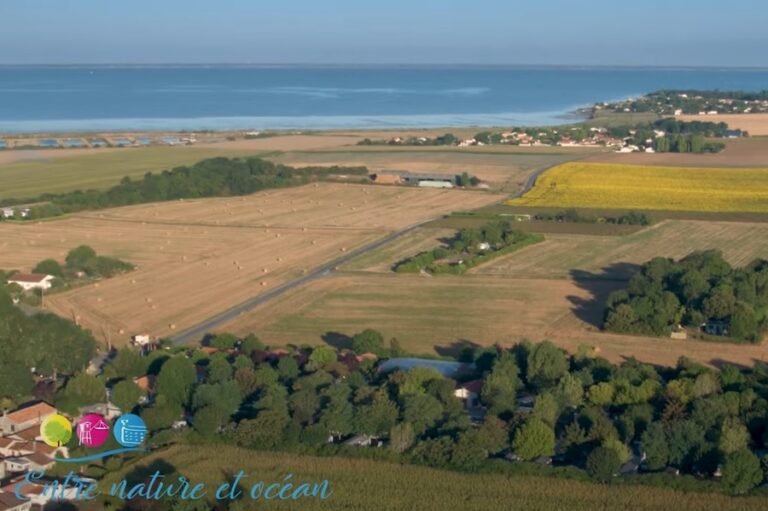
{"left": 11, "top": 157, "right": 369, "bottom": 219}
{"left": 82, "top": 334, "right": 768, "bottom": 496}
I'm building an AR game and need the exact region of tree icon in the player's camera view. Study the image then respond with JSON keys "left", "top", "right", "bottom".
{"left": 41, "top": 414, "right": 72, "bottom": 447}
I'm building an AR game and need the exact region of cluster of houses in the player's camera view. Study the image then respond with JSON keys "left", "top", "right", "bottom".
{"left": 0, "top": 208, "right": 31, "bottom": 221}
{"left": 380, "top": 127, "right": 643, "bottom": 151}
{"left": 0, "top": 402, "right": 71, "bottom": 511}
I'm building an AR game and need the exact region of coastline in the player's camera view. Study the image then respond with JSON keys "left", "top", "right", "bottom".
{"left": 0, "top": 109, "right": 592, "bottom": 136}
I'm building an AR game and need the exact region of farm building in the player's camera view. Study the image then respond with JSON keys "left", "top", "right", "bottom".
{"left": 131, "top": 333, "right": 152, "bottom": 346}
{"left": 1, "top": 208, "right": 14, "bottom": 219}
{"left": 6, "top": 273, "right": 54, "bottom": 291}
{"left": 703, "top": 321, "right": 729, "bottom": 336}
{"left": 454, "top": 379, "right": 483, "bottom": 408}
{"left": 370, "top": 171, "right": 458, "bottom": 188}
{"left": 0, "top": 402, "right": 56, "bottom": 435}
{"left": 378, "top": 357, "right": 475, "bottom": 378}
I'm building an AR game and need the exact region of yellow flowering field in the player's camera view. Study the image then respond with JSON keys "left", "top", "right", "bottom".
{"left": 508, "top": 162, "right": 768, "bottom": 212}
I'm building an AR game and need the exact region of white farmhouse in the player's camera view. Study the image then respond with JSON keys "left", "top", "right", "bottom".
{"left": 6, "top": 273, "right": 54, "bottom": 291}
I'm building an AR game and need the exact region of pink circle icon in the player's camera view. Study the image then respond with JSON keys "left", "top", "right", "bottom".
{"left": 75, "top": 414, "right": 110, "bottom": 447}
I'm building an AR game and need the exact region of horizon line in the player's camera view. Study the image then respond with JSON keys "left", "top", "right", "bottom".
{"left": 2, "top": 63, "right": 768, "bottom": 71}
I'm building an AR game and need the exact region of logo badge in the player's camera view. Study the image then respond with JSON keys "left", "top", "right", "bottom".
{"left": 113, "top": 414, "right": 148, "bottom": 447}
{"left": 75, "top": 413, "right": 110, "bottom": 447}
{"left": 40, "top": 414, "right": 73, "bottom": 447}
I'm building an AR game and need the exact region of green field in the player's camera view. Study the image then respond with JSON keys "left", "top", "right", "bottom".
{"left": 99, "top": 444, "right": 767, "bottom": 511}
{"left": 0, "top": 146, "right": 272, "bottom": 200}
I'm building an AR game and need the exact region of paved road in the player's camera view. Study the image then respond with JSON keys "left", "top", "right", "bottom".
{"left": 170, "top": 220, "right": 431, "bottom": 345}
{"left": 171, "top": 163, "right": 560, "bottom": 346}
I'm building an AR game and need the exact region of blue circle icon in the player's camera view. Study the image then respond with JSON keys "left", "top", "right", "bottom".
{"left": 113, "top": 414, "right": 148, "bottom": 447}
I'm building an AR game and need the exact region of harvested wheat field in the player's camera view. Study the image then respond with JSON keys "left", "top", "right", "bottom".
{"left": 220, "top": 272, "right": 768, "bottom": 368}
{"left": 219, "top": 272, "right": 613, "bottom": 351}
{"left": 0, "top": 183, "right": 502, "bottom": 344}
{"left": 678, "top": 113, "right": 768, "bottom": 136}
{"left": 473, "top": 220, "right": 768, "bottom": 279}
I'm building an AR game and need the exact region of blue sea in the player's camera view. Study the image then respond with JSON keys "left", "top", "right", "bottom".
{"left": 0, "top": 66, "right": 767, "bottom": 132}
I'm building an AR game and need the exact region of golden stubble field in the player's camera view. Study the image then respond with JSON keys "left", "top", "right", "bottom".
{"left": 0, "top": 183, "right": 503, "bottom": 344}
{"left": 220, "top": 219, "right": 768, "bottom": 367}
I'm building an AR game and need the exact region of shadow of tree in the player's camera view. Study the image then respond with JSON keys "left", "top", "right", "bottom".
{"left": 322, "top": 331, "right": 353, "bottom": 350}
{"left": 435, "top": 339, "right": 482, "bottom": 360}
{"left": 567, "top": 263, "right": 641, "bottom": 329}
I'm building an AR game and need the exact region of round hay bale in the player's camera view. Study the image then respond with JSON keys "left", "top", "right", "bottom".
{"left": 151, "top": 304, "right": 157, "bottom": 310}
{"left": 276, "top": 257, "right": 282, "bottom": 262}
{"left": 131, "top": 279, "right": 137, "bottom": 284}
{"left": 96, "top": 297, "right": 102, "bottom": 302}
{"left": 260, "top": 281, "right": 267, "bottom": 286}
{"left": 311, "top": 240, "right": 317, "bottom": 245}
{"left": 262, "top": 268, "right": 268, "bottom": 273}
{"left": 119, "top": 329, "right": 125, "bottom": 335}
{"left": 145, "top": 297, "right": 152, "bottom": 303}
{"left": 169, "top": 324, "right": 176, "bottom": 330}
{"left": 341, "top": 247, "right": 347, "bottom": 252}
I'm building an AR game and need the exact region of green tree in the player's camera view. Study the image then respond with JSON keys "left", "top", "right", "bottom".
{"left": 59, "top": 372, "right": 105, "bottom": 411}
{"left": 532, "top": 391, "right": 560, "bottom": 426}
{"left": 719, "top": 417, "right": 750, "bottom": 455}
{"left": 276, "top": 356, "right": 300, "bottom": 382}
{"left": 640, "top": 423, "right": 669, "bottom": 471}
{"left": 722, "top": 449, "right": 763, "bottom": 494}
{"left": 403, "top": 394, "right": 444, "bottom": 435}
{"left": 399, "top": 367, "right": 443, "bottom": 396}
{"left": 110, "top": 348, "right": 145, "bottom": 379}
{"left": 0, "top": 363, "right": 34, "bottom": 402}
{"left": 192, "top": 405, "right": 229, "bottom": 436}
{"left": 351, "top": 329, "right": 385, "bottom": 355}
{"left": 207, "top": 356, "right": 232, "bottom": 384}
{"left": 307, "top": 346, "right": 336, "bottom": 371}
{"left": 65, "top": 245, "right": 97, "bottom": 269}
{"left": 210, "top": 333, "right": 238, "bottom": 350}
{"left": 238, "top": 334, "right": 264, "bottom": 356}
{"left": 111, "top": 379, "right": 142, "bottom": 412}
{"left": 526, "top": 341, "right": 568, "bottom": 388}
{"left": 587, "top": 382, "right": 615, "bottom": 407}
{"left": 233, "top": 409, "right": 290, "bottom": 449}
{"left": 155, "top": 356, "right": 196, "bottom": 407}
{"left": 33, "top": 259, "right": 64, "bottom": 278}
{"left": 586, "top": 446, "right": 621, "bottom": 483}
{"left": 512, "top": 418, "right": 555, "bottom": 461}
{"left": 556, "top": 372, "right": 584, "bottom": 408}
{"left": 480, "top": 352, "right": 520, "bottom": 414}
{"left": 141, "top": 396, "right": 182, "bottom": 431}
{"left": 356, "top": 394, "right": 398, "bottom": 436}
{"left": 390, "top": 423, "right": 416, "bottom": 454}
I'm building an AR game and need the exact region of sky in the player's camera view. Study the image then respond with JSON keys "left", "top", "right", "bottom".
{"left": 1, "top": 0, "right": 767, "bottom": 67}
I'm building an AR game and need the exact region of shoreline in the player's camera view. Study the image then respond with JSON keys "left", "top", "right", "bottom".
{"left": 0, "top": 109, "right": 591, "bottom": 137}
